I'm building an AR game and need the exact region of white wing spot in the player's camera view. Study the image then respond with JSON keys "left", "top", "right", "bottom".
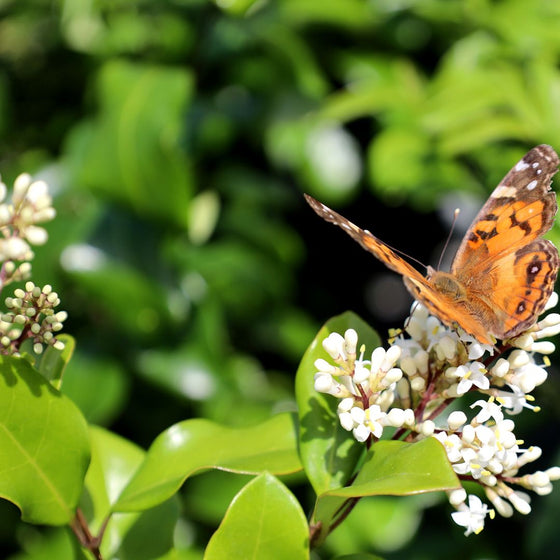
{"left": 515, "top": 160, "right": 530, "bottom": 172}
{"left": 494, "top": 185, "right": 517, "bottom": 198}
{"left": 526, "top": 180, "right": 538, "bottom": 190}
{"left": 532, "top": 162, "right": 539, "bottom": 168}
{"left": 537, "top": 169, "right": 542, "bottom": 175}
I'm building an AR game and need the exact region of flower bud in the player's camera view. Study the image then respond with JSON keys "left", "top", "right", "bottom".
{"left": 448, "top": 411, "right": 467, "bottom": 431}
{"left": 508, "top": 491, "right": 531, "bottom": 515}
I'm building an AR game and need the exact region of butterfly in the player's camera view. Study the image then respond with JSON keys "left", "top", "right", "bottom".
{"left": 305, "top": 145, "right": 560, "bottom": 345}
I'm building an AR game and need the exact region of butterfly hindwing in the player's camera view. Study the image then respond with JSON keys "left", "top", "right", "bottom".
{"left": 487, "top": 238, "right": 559, "bottom": 338}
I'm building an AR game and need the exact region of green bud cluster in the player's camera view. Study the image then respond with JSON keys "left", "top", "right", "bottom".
{"left": 1, "top": 281, "right": 66, "bottom": 355}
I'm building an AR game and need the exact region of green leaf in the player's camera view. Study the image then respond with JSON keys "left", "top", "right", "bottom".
{"left": 296, "top": 311, "right": 379, "bottom": 495}
{"left": 327, "top": 439, "right": 459, "bottom": 498}
{"left": 204, "top": 473, "right": 309, "bottom": 560}
{"left": 36, "top": 334, "right": 76, "bottom": 390}
{"left": 82, "top": 426, "right": 179, "bottom": 560}
{"left": 312, "top": 439, "right": 458, "bottom": 547}
{"left": 82, "top": 426, "right": 144, "bottom": 543}
{"left": 114, "top": 413, "right": 302, "bottom": 512}
{"left": 0, "top": 356, "right": 90, "bottom": 525}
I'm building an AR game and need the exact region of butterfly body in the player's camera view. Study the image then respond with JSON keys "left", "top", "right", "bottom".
{"left": 306, "top": 145, "right": 560, "bottom": 345}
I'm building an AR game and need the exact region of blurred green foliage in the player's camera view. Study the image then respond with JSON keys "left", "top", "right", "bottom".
{"left": 1, "top": 0, "right": 560, "bottom": 558}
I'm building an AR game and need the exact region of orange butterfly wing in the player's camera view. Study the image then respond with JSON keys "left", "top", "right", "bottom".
{"left": 451, "top": 144, "right": 559, "bottom": 339}
{"left": 305, "top": 145, "right": 560, "bottom": 345}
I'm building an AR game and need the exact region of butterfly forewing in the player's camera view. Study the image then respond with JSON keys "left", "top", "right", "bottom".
{"left": 453, "top": 144, "right": 559, "bottom": 275}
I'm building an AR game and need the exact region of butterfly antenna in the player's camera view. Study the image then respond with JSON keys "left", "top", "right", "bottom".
{"left": 371, "top": 238, "right": 429, "bottom": 271}
{"left": 437, "top": 208, "right": 460, "bottom": 271}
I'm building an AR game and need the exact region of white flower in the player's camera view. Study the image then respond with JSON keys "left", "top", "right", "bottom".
{"left": 516, "top": 446, "right": 542, "bottom": 468}
{"left": 471, "top": 399, "right": 504, "bottom": 424}
{"left": 452, "top": 362, "right": 490, "bottom": 395}
{"left": 364, "top": 404, "right": 386, "bottom": 439}
{"left": 433, "top": 432, "right": 464, "bottom": 463}
{"left": 447, "top": 410, "right": 467, "bottom": 430}
{"left": 509, "top": 362, "right": 547, "bottom": 393}
{"left": 457, "top": 330, "right": 494, "bottom": 359}
{"left": 24, "top": 225, "right": 48, "bottom": 245}
{"left": 353, "top": 423, "right": 371, "bottom": 442}
{"left": 508, "top": 350, "right": 530, "bottom": 368}
{"left": 544, "top": 292, "right": 559, "bottom": 310}
{"left": 486, "top": 488, "right": 513, "bottom": 517}
{"left": 508, "top": 490, "right": 531, "bottom": 515}
{"left": 338, "top": 403, "right": 388, "bottom": 442}
{"left": 494, "top": 384, "right": 536, "bottom": 415}
{"left": 384, "top": 407, "right": 414, "bottom": 428}
{"left": 489, "top": 358, "right": 509, "bottom": 378}
{"left": 0, "top": 237, "right": 32, "bottom": 261}
{"left": 344, "top": 329, "right": 358, "bottom": 356}
{"left": 451, "top": 495, "right": 491, "bottom": 536}
{"left": 448, "top": 487, "right": 467, "bottom": 506}
{"left": 323, "top": 332, "right": 347, "bottom": 361}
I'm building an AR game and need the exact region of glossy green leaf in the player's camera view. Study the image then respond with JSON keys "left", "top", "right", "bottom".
{"left": 114, "top": 413, "right": 302, "bottom": 512}
{"left": 82, "top": 426, "right": 144, "bottom": 551}
{"left": 36, "top": 334, "right": 76, "bottom": 390}
{"left": 82, "top": 426, "right": 179, "bottom": 560}
{"left": 327, "top": 439, "right": 459, "bottom": 498}
{"left": 296, "top": 312, "right": 379, "bottom": 495}
{"left": 0, "top": 356, "right": 90, "bottom": 525}
{"left": 204, "top": 473, "right": 309, "bottom": 560}
{"left": 312, "top": 439, "right": 458, "bottom": 546}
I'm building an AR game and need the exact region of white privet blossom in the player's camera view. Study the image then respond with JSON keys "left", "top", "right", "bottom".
{"left": 0, "top": 173, "right": 64, "bottom": 355}
{"left": 312, "top": 295, "right": 560, "bottom": 536}
{"left": 0, "top": 173, "right": 56, "bottom": 271}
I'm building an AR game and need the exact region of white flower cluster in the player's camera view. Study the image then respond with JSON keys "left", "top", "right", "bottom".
{"left": 0, "top": 172, "right": 64, "bottom": 355}
{"left": 312, "top": 294, "right": 560, "bottom": 536}
{"left": 0, "top": 173, "right": 55, "bottom": 268}
{"left": 436, "top": 402, "right": 560, "bottom": 535}
{"left": 314, "top": 330, "right": 414, "bottom": 442}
